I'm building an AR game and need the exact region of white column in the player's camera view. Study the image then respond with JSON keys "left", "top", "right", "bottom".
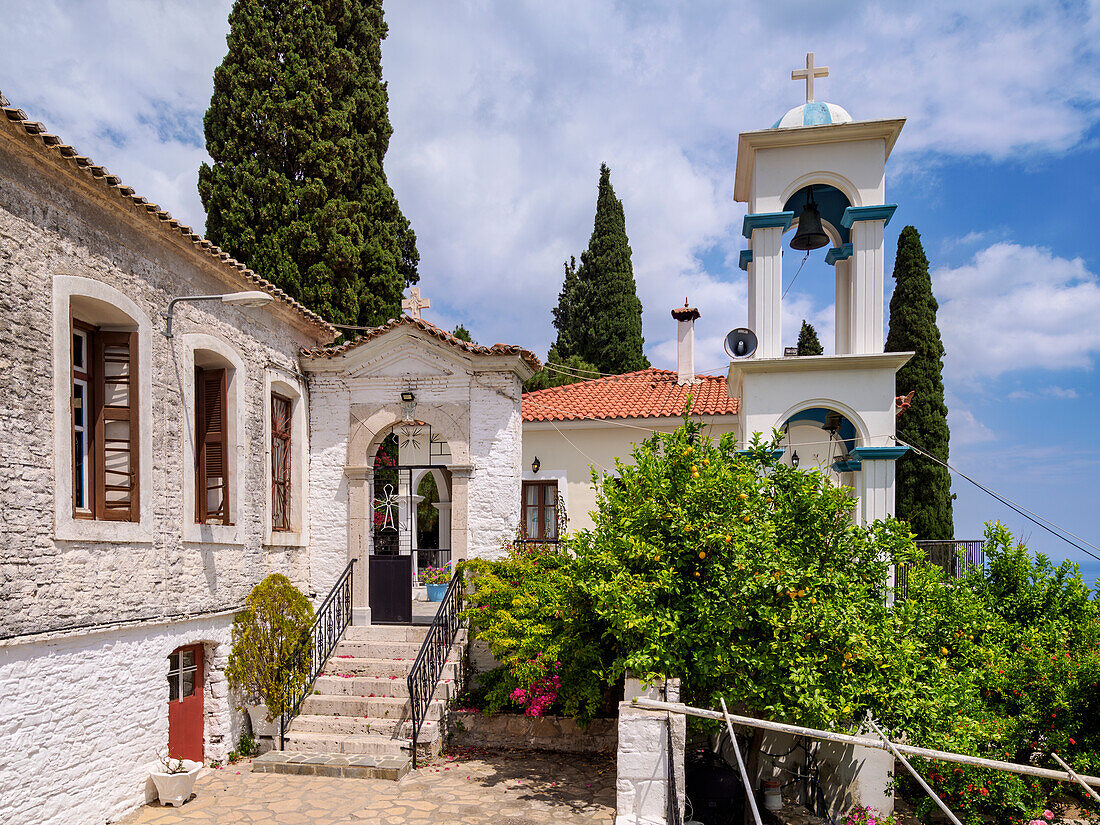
{"left": 449, "top": 466, "right": 472, "bottom": 561}
{"left": 850, "top": 219, "right": 886, "bottom": 354}
{"left": 857, "top": 458, "right": 896, "bottom": 525}
{"left": 834, "top": 258, "right": 852, "bottom": 355}
{"left": 616, "top": 678, "right": 685, "bottom": 825}
{"left": 748, "top": 225, "right": 784, "bottom": 359}
{"left": 345, "top": 466, "right": 373, "bottom": 625}
{"left": 433, "top": 500, "right": 452, "bottom": 552}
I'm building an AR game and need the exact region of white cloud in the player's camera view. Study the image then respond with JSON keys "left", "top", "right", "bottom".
{"left": 946, "top": 401, "right": 996, "bottom": 445}
{"left": 1007, "top": 386, "right": 1081, "bottom": 401}
{"left": 933, "top": 243, "right": 1100, "bottom": 381}
{"left": 0, "top": 1, "right": 1098, "bottom": 364}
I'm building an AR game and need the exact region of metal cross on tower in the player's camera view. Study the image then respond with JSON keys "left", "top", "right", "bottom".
{"left": 401, "top": 287, "right": 430, "bottom": 319}
{"left": 791, "top": 52, "right": 829, "bottom": 103}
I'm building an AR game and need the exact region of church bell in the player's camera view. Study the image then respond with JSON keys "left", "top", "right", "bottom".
{"left": 790, "top": 187, "right": 830, "bottom": 251}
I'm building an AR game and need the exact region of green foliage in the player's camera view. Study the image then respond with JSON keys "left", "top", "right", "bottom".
{"left": 228, "top": 731, "right": 258, "bottom": 763}
{"left": 523, "top": 346, "right": 601, "bottom": 392}
{"left": 198, "top": 0, "right": 418, "bottom": 327}
{"left": 551, "top": 164, "right": 649, "bottom": 374}
{"left": 896, "top": 523, "right": 1100, "bottom": 824}
{"left": 886, "top": 225, "right": 953, "bottom": 539}
{"left": 462, "top": 542, "right": 610, "bottom": 721}
{"left": 796, "top": 320, "right": 823, "bottom": 355}
{"left": 225, "top": 574, "right": 314, "bottom": 721}
{"left": 451, "top": 324, "right": 474, "bottom": 343}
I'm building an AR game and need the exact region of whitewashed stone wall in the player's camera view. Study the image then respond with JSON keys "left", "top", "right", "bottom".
{"left": 467, "top": 371, "right": 524, "bottom": 559}
{"left": 0, "top": 120, "right": 329, "bottom": 825}
{"left": 0, "top": 614, "right": 241, "bottom": 825}
{"left": 307, "top": 375, "right": 352, "bottom": 598}
{"left": 0, "top": 133, "right": 323, "bottom": 635}
{"left": 617, "top": 678, "right": 686, "bottom": 825}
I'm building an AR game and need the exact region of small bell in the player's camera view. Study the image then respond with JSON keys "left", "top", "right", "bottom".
{"left": 790, "top": 187, "right": 830, "bottom": 251}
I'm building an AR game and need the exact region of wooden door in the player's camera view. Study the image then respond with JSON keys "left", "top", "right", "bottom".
{"left": 167, "top": 644, "right": 204, "bottom": 762}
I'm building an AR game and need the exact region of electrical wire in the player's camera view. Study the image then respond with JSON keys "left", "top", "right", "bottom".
{"left": 895, "top": 432, "right": 1100, "bottom": 564}
{"left": 782, "top": 250, "right": 812, "bottom": 298}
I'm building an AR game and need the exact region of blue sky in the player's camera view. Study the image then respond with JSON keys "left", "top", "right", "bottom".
{"left": 2, "top": 0, "right": 1098, "bottom": 583}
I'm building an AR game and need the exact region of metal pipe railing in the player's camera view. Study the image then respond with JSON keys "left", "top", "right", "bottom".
{"left": 631, "top": 697, "right": 1100, "bottom": 788}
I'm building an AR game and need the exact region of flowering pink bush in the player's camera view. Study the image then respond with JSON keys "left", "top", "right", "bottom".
{"left": 509, "top": 657, "right": 562, "bottom": 716}
{"left": 841, "top": 806, "right": 896, "bottom": 825}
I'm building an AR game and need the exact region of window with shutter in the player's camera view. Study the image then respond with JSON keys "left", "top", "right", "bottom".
{"left": 521, "top": 480, "right": 558, "bottom": 541}
{"left": 76, "top": 326, "right": 139, "bottom": 522}
{"left": 196, "top": 367, "right": 230, "bottom": 525}
{"left": 271, "top": 394, "right": 292, "bottom": 531}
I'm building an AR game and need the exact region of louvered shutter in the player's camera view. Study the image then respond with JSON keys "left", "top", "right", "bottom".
{"left": 93, "top": 330, "right": 139, "bottom": 521}
{"left": 195, "top": 367, "right": 230, "bottom": 524}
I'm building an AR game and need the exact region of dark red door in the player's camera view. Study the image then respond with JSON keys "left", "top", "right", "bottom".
{"left": 167, "top": 644, "right": 204, "bottom": 762}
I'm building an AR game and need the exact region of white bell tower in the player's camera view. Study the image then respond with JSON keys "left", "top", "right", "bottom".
{"left": 728, "top": 54, "right": 914, "bottom": 527}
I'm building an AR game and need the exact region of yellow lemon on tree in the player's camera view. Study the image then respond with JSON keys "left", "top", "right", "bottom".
{"left": 698, "top": 551, "right": 706, "bottom": 559}
{"left": 738, "top": 492, "right": 748, "bottom": 500}
{"left": 743, "top": 515, "right": 752, "bottom": 523}
{"left": 940, "top": 647, "right": 949, "bottom": 656}
{"left": 694, "top": 571, "right": 701, "bottom": 578}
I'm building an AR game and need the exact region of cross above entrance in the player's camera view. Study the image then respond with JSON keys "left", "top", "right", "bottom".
{"left": 791, "top": 52, "right": 829, "bottom": 104}
{"left": 402, "top": 287, "right": 430, "bottom": 319}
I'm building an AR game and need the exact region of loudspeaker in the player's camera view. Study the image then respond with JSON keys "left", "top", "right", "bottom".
{"left": 724, "top": 328, "right": 758, "bottom": 359}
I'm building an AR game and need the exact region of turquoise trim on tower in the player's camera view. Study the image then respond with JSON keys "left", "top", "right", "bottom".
{"left": 737, "top": 449, "right": 786, "bottom": 460}
{"left": 802, "top": 102, "right": 831, "bottom": 126}
{"left": 841, "top": 205, "right": 898, "bottom": 229}
{"left": 832, "top": 458, "right": 862, "bottom": 473}
{"left": 825, "top": 243, "right": 853, "bottom": 265}
{"left": 738, "top": 249, "right": 753, "bottom": 271}
{"left": 850, "top": 446, "right": 910, "bottom": 461}
{"left": 742, "top": 211, "right": 795, "bottom": 239}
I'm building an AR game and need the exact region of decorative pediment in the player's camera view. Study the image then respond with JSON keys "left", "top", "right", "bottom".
{"left": 341, "top": 330, "right": 465, "bottom": 380}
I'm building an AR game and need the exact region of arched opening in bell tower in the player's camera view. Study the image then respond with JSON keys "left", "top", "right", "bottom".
{"left": 779, "top": 182, "right": 855, "bottom": 356}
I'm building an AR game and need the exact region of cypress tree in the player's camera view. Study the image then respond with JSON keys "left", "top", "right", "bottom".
{"left": 796, "top": 320, "right": 823, "bottom": 355}
{"left": 552, "top": 164, "right": 649, "bottom": 374}
{"left": 523, "top": 347, "right": 601, "bottom": 392}
{"left": 198, "top": 0, "right": 418, "bottom": 327}
{"left": 886, "top": 225, "right": 954, "bottom": 539}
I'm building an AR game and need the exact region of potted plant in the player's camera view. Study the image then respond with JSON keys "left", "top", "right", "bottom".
{"left": 225, "top": 573, "right": 314, "bottom": 740}
{"left": 421, "top": 564, "right": 452, "bottom": 601}
{"left": 149, "top": 751, "right": 202, "bottom": 807}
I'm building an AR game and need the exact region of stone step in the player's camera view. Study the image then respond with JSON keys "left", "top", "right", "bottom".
{"left": 312, "top": 674, "right": 458, "bottom": 700}
{"left": 252, "top": 750, "right": 410, "bottom": 781}
{"left": 331, "top": 640, "right": 433, "bottom": 660}
{"left": 289, "top": 713, "right": 440, "bottom": 740}
{"left": 323, "top": 656, "right": 460, "bottom": 680}
{"left": 300, "top": 694, "right": 446, "bottom": 721}
{"left": 281, "top": 730, "right": 431, "bottom": 758}
{"left": 341, "top": 625, "right": 467, "bottom": 645}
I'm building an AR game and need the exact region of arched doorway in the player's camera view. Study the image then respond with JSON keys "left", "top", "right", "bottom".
{"left": 369, "top": 424, "right": 452, "bottom": 623}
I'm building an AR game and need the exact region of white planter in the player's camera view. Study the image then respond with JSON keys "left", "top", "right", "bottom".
{"left": 149, "top": 760, "right": 202, "bottom": 807}
{"left": 247, "top": 703, "right": 276, "bottom": 738}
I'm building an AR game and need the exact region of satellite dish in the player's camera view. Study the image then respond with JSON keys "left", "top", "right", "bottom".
{"left": 724, "top": 328, "right": 758, "bottom": 359}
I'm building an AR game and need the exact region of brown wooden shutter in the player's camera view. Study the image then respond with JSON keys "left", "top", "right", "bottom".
{"left": 93, "top": 330, "right": 139, "bottom": 522}
{"left": 195, "top": 367, "right": 230, "bottom": 524}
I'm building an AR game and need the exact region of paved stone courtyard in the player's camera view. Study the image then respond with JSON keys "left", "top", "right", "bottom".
{"left": 117, "top": 750, "right": 615, "bottom": 824}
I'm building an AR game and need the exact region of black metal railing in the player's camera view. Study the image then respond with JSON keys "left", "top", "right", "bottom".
{"left": 406, "top": 568, "right": 464, "bottom": 769}
{"left": 416, "top": 548, "right": 452, "bottom": 581}
{"left": 895, "top": 540, "right": 985, "bottom": 602}
{"left": 278, "top": 559, "right": 355, "bottom": 749}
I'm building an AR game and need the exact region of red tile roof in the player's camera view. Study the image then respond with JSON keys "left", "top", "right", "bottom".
{"left": 522, "top": 368, "right": 740, "bottom": 422}
{"left": 1, "top": 95, "right": 336, "bottom": 338}
{"left": 300, "top": 314, "right": 542, "bottom": 371}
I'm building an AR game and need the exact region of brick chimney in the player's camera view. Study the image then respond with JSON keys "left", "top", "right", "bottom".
{"left": 671, "top": 299, "right": 701, "bottom": 385}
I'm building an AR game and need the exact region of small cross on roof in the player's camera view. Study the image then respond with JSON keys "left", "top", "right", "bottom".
{"left": 402, "top": 287, "right": 430, "bottom": 320}
{"left": 792, "top": 52, "right": 829, "bottom": 104}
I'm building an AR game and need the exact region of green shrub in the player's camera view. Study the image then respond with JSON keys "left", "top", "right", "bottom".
{"left": 225, "top": 573, "right": 314, "bottom": 721}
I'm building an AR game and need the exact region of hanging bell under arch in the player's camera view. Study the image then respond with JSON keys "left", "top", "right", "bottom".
{"left": 790, "top": 187, "right": 830, "bottom": 252}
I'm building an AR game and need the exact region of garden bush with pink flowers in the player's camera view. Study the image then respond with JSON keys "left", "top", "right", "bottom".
{"left": 460, "top": 419, "right": 1100, "bottom": 823}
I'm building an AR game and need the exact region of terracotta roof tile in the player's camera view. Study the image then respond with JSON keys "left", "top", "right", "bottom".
{"left": 300, "top": 315, "right": 541, "bottom": 372}
{"left": 523, "top": 368, "right": 739, "bottom": 422}
{"left": 0, "top": 94, "right": 336, "bottom": 339}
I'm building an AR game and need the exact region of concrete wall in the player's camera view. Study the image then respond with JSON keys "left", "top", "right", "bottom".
{"left": 450, "top": 711, "right": 617, "bottom": 754}
{"left": 0, "top": 613, "right": 241, "bottom": 825}
{"left": 521, "top": 416, "right": 739, "bottom": 532}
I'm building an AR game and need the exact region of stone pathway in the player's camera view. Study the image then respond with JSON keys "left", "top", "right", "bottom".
{"left": 116, "top": 750, "right": 615, "bottom": 824}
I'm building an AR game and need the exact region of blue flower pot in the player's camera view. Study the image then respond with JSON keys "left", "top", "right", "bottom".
{"left": 426, "top": 583, "right": 448, "bottom": 602}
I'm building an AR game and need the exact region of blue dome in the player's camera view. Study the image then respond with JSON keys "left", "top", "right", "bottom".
{"left": 771, "top": 102, "right": 853, "bottom": 129}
